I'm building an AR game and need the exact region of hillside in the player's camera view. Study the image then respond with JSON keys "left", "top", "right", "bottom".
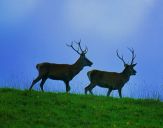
{"left": 0, "top": 88, "right": 163, "bottom": 128}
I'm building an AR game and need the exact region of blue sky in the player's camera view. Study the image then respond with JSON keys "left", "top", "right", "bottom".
{"left": 0, "top": 0, "right": 163, "bottom": 98}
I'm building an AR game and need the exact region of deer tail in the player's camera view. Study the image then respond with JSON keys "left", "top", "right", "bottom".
{"left": 36, "top": 64, "right": 40, "bottom": 71}
{"left": 87, "top": 71, "right": 93, "bottom": 81}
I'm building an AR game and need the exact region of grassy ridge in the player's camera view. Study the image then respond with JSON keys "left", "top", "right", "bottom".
{"left": 0, "top": 88, "right": 163, "bottom": 128}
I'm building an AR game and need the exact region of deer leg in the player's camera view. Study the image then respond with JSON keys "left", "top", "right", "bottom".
{"left": 89, "top": 85, "right": 96, "bottom": 95}
{"left": 40, "top": 77, "right": 47, "bottom": 92}
{"left": 107, "top": 89, "right": 112, "bottom": 97}
{"left": 64, "top": 81, "right": 71, "bottom": 93}
{"left": 118, "top": 88, "right": 122, "bottom": 98}
{"left": 85, "top": 83, "right": 95, "bottom": 95}
{"left": 85, "top": 84, "right": 91, "bottom": 94}
{"left": 29, "top": 76, "right": 42, "bottom": 91}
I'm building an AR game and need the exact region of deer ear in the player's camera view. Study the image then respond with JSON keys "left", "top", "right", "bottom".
{"left": 132, "top": 63, "right": 137, "bottom": 67}
{"left": 81, "top": 53, "right": 85, "bottom": 56}
{"left": 124, "top": 64, "right": 128, "bottom": 67}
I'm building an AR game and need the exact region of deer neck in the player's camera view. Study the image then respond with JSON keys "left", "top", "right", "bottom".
{"left": 121, "top": 68, "right": 131, "bottom": 83}
{"left": 71, "top": 58, "right": 84, "bottom": 76}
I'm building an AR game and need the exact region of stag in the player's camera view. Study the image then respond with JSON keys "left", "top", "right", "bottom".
{"left": 85, "top": 48, "right": 137, "bottom": 98}
{"left": 29, "top": 41, "right": 93, "bottom": 92}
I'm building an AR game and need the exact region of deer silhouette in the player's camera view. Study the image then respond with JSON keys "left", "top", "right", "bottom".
{"left": 85, "top": 48, "right": 137, "bottom": 98}
{"left": 29, "top": 41, "right": 93, "bottom": 92}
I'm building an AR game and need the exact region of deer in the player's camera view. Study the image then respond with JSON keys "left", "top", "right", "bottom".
{"left": 29, "top": 41, "right": 93, "bottom": 92}
{"left": 85, "top": 48, "right": 137, "bottom": 98}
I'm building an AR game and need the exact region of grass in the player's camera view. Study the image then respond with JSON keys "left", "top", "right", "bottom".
{"left": 0, "top": 88, "right": 163, "bottom": 128}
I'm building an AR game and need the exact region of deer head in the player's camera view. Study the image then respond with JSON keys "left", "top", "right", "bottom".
{"left": 116, "top": 48, "right": 137, "bottom": 76}
{"left": 67, "top": 40, "right": 93, "bottom": 67}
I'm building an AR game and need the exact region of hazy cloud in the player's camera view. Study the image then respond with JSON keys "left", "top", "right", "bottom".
{"left": 0, "top": 0, "right": 39, "bottom": 25}
{"left": 64, "top": 0, "right": 155, "bottom": 39}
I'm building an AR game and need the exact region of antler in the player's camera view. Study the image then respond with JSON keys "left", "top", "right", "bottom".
{"left": 116, "top": 50, "right": 126, "bottom": 65}
{"left": 67, "top": 41, "right": 81, "bottom": 55}
{"left": 128, "top": 48, "right": 136, "bottom": 65}
{"left": 67, "top": 40, "right": 88, "bottom": 55}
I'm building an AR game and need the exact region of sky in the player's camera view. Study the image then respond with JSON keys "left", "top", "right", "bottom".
{"left": 0, "top": 0, "right": 163, "bottom": 99}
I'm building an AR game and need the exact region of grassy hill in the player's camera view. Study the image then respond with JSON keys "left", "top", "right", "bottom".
{"left": 0, "top": 88, "right": 163, "bottom": 128}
